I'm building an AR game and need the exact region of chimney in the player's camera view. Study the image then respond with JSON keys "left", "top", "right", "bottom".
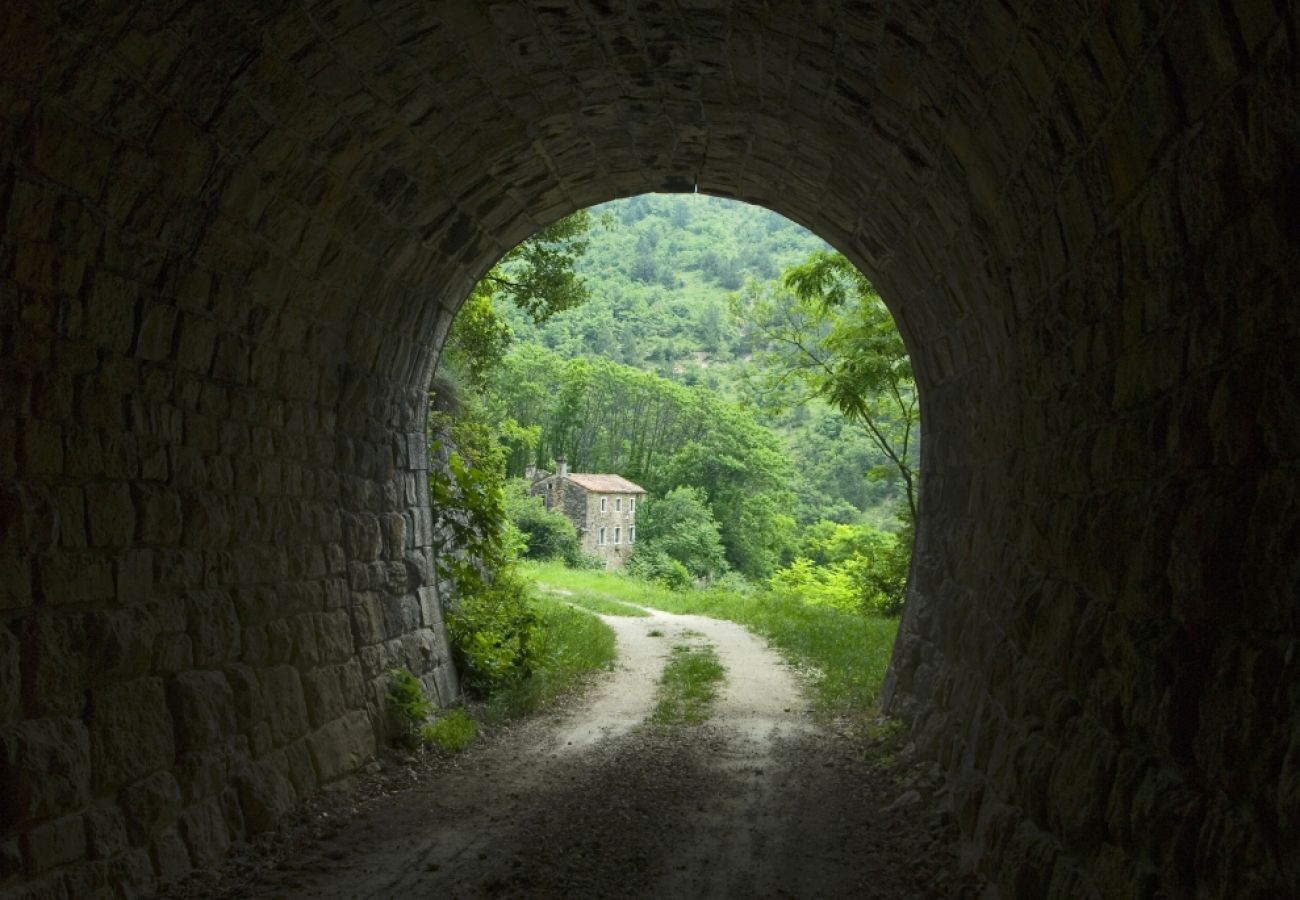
{"left": 525, "top": 463, "right": 536, "bottom": 481}
{"left": 556, "top": 456, "right": 568, "bottom": 478}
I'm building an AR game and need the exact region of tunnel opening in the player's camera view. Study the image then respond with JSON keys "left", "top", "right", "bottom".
{"left": 423, "top": 190, "right": 923, "bottom": 733}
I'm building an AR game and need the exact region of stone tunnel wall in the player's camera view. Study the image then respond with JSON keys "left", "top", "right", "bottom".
{"left": 1, "top": 1, "right": 1298, "bottom": 898}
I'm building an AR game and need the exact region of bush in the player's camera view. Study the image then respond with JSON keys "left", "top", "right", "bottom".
{"left": 503, "top": 479, "right": 582, "bottom": 563}
{"left": 421, "top": 709, "right": 478, "bottom": 753}
{"left": 628, "top": 547, "right": 692, "bottom": 591}
{"left": 386, "top": 668, "right": 434, "bottom": 747}
{"left": 445, "top": 569, "right": 539, "bottom": 696}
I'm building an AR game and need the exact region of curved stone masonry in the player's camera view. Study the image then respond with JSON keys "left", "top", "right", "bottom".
{"left": 0, "top": 2, "right": 1296, "bottom": 897}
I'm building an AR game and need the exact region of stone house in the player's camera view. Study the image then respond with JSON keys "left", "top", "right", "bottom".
{"left": 528, "top": 458, "right": 646, "bottom": 568}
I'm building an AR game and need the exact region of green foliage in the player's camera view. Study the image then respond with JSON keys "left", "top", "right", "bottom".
{"left": 487, "top": 596, "right": 617, "bottom": 719}
{"left": 738, "top": 248, "right": 920, "bottom": 521}
{"left": 626, "top": 548, "right": 693, "bottom": 591}
{"left": 770, "top": 520, "right": 910, "bottom": 616}
{"left": 634, "top": 486, "right": 728, "bottom": 579}
{"left": 385, "top": 668, "right": 435, "bottom": 748}
{"left": 442, "top": 210, "right": 593, "bottom": 389}
{"left": 503, "top": 479, "right": 581, "bottom": 564}
{"left": 445, "top": 568, "right": 539, "bottom": 696}
{"left": 651, "top": 643, "right": 726, "bottom": 726}
{"left": 420, "top": 709, "right": 478, "bottom": 753}
{"left": 484, "top": 345, "right": 795, "bottom": 578}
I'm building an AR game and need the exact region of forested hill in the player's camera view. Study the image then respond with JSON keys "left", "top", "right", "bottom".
{"left": 482, "top": 195, "right": 910, "bottom": 532}
{"left": 497, "top": 194, "right": 828, "bottom": 377}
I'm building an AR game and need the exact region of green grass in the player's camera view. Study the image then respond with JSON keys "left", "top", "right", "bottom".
{"left": 539, "top": 586, "right": 650, "bottom": 618}
{"left": 487, "top": 595, "right": 618, "bottom": 720}
{"left": 522, "top": 561, "right": 899, "bottom": 716}
{"left": 421, "top": 709, "right": 478, "bottom": 752}
{"left": 651, "top": 643, "right": 726, "bottom": 725}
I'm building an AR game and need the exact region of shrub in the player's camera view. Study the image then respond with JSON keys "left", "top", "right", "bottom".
{"left": 503, "top": 479, "right": 581, "bottom": 563}
{"left": 628, "top": 547, "right": 692, "bottom": 591}
{"left": 421, "top": 709, "right": 478, "bottom": 753}
{"left": 386, "top": 668, "right": 434, "bottom": 747}
{"left": 445, "top": 569, "right": 538, "bottom": 696}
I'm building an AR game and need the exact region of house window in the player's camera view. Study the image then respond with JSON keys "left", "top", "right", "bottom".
{"left": 630, "top": 497, "right": 636, "bottom": 514}
{"left": 614, "top": 527, "right": 621, "bottom": 545}
{"left": 600, "top": 497, "right": 607, "bottom": 512}
{"left": 615, "top": 497, "right": 622, "bottom": 512}
{"left": 629, "top": 526, "right": 635, "bottom": 544}
{"left": 598, "top": 527, "right": 606, "bottom": 545}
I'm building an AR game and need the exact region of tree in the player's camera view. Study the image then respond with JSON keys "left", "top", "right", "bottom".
{"left": 737, "top": 249, "right": 920, "bottom": 522}
{"left": 502, "top": 479, "right": 581, "bottom": 564}
{"left": 633, "top": 486, "right": 728, "bottom": 579}
{"left": 442, "top": 210, "right": 594, "bottom": 388}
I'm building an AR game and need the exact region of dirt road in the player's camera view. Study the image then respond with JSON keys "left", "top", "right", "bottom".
{"left": 176, "top": 609, "right": 969, "bottom": 899}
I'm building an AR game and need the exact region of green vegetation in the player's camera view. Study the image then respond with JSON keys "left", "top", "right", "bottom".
{"left": 651, "top": 643, "right": 726, "bottom": 726}
{"left": 542, "top": 587, "right": 650, "bottom": 618}
{"left": 421, "top": 710, "right": 479, "bottom": 753}
{"left": 485, "top": 596, "right": 617, "bottom": 720}
{"left": 525, "top": 563, "right": 898, "bottom": 715}
{"left": 426, "top": 195, "right": 916, "bottom": 739}
{"left": 386, "top": 668, "right": 436, "bottom": 748}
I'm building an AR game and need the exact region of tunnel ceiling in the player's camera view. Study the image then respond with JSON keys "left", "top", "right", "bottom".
{"left": 2, "top": 2, "right": 1297, "bottom": 898}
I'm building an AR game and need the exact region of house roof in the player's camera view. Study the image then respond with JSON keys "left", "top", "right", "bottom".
{"left": 564, "top": 473, "right": 647, "bottom": 494}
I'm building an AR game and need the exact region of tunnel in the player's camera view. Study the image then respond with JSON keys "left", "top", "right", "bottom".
{"left": 1, "top": 1, "right": 1297, "bottom": 897}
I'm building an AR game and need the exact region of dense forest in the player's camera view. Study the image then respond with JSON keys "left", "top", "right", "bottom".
{"left": 493, "top": 194, "right": 914, "bottom": 530}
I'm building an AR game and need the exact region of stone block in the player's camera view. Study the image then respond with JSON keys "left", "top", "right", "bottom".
{"left": 301, "top": 666, "right": 345, "bottom": 728}
{"left": 118, "top": 771, "right": 182, "bottom": 844}
{"left": 19, "top": 614, "right": 88, "bottom": 716}
{"left": 175, "top": 749, "right": 227, "bottom": 805}
{"left": 177, "top": 798, "right": 229, "bottom": 868}
{"left": 222, "top": 663, "right": 262, "bottom": 731}
{"left": 0, "top": 835, "right": 21, "bottom": 880}
{"left": 0, "top": 718, "right": 91, "bottom": 830}
{"left": 21, "top": 812, "right": 86, "bottom": 874}
{"left": 258, "top": 665, "right": 310, "bottom": 746}
{"left": 89, "top": 677, "right": 175, "bottom": 792}
{"left": 343, "top": 512, "right": 382, "bottom": 561}
{"left": 316, "top": 611, "right": 353, "bottom": 663}
{"left": 231, "top": 756, "right": 296, "bottom": 834}
{"left": 53, "top": 486, "right": 86, "bottom": 549}
{"left": 134, "top": 302, "right": 176, "bottom": 363}
{"left": 282, "top": 739, "right": 318, "bottom": 798}
{"left": 138, "top": 488, "right": 182, "bottom": 545}
{"left": 152, "top": 632, "right": 194, "bottom": 673}
{"left": 85, "top": 608, "right": 158, "bottom": 678}
{"left": 83, "top": 802, "right": 128, "bottom": 860}
{"left": 85, "top": 483, "right": 135, "bottom": 548}
{"left": 0, "top": 553, "right": 34, "bottom": 610}
{"left": 184, "top": 590, "right": 241, "bottom": 666}
{"left": 166, "top": 671, "right": 236, "bottom": 753}
{"left": 1, "top": 625, "right": 19, "bottom": 721}
{"left": 114, "top": 548, "right": 153, "bottom": 603}
{"left": 150, "top": 827, "right": 191, "bottom": 883}
{"left": 306, "top": 710, "right": 376, "bottom": 784}
{"left": 35, "top": 552, "right": 115, "bottom": 605}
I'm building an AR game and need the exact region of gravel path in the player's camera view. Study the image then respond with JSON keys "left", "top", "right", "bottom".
{"left": 167, "top": 609, "right": 973, "bottom": 899}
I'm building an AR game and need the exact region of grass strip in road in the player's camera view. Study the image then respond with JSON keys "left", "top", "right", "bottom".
{"left": 651, "top": 643, "right": 726, "bottom": 726}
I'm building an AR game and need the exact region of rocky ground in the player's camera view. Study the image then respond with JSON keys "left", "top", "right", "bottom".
{"left": 163, "top": 610, "right": 979, "bottom": 899}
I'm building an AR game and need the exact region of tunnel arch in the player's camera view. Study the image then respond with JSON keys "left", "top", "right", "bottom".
{"left": 1, "top": 2, "right": 1296, "bottom": 898}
